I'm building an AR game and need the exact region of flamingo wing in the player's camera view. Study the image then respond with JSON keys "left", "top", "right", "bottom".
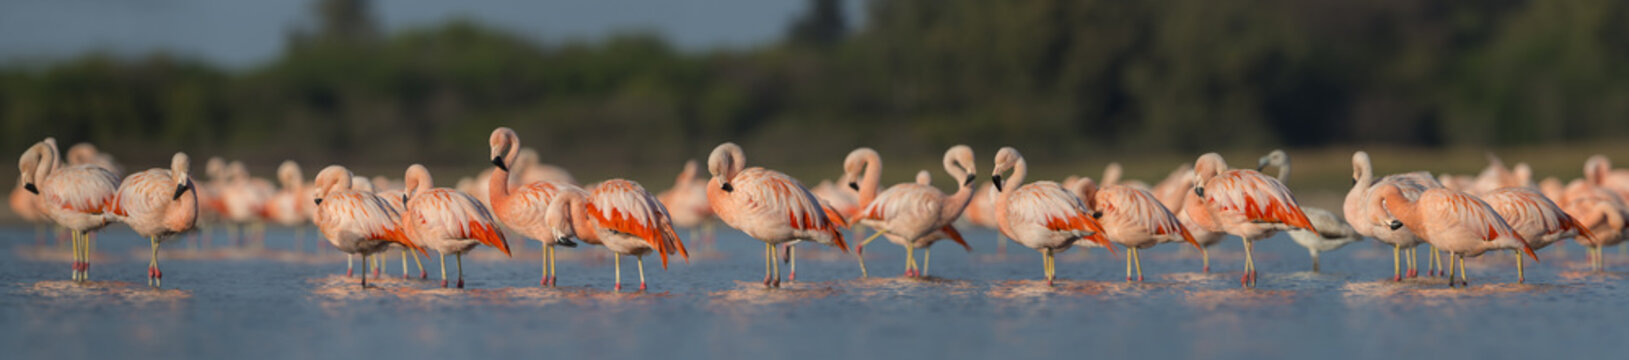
{"left": 1423, "top": 190, "right": 1536, "bottom": 259}
{"left": 1010, "top": 182, "right": 1112, "bottom": 250}
{"left": 44, "top": 165, "right": 119, "bottom": 214}
{"left": 1098, "top": 186, "right": 1197, "bottom": 248}
{"left": 730, "top": 168, "right": 848, "bottom": 252}
{"left": 587, "top": 180, "right": 687, "bottom": 267}
{"left": 320, "top": 191, "right": 423, "bottom": 255}
{"left": 1206, "top": 170, "right": 1315, "bottom": 232}
{"left": 857, "top": 184, "right": 941, "bottom": 234}
{"left": 408, "top": 189, "right": 510, "bottom": 256}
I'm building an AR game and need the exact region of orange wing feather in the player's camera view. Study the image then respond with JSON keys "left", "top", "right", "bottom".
{"left": 941, "top": 224, "right": 971, "bottom": 252}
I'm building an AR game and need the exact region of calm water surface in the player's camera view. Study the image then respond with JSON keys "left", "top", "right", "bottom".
{"left": 3, "top": 226, "right": 1628, "bottom": 359}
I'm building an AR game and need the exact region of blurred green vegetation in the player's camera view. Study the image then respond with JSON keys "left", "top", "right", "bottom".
{"left": 3, "top": 0, "right": 1629, "bottom": 183}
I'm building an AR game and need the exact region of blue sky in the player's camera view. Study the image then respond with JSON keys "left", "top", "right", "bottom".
{"left": 0, "top": 0, "right": 863, "bottom": 68}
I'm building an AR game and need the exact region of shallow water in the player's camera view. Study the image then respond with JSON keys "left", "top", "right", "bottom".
{"left": 4, "top": 226, "right": 1628, "bottom": 359}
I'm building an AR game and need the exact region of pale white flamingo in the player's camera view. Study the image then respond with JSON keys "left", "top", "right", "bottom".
{"left": 707, "top": 142, "right": 848, "bottom": 288}
{"left": 1258, "top": 150, "right": 1362, "bottom": 273}
{"left": 990, "top": 147, "right": 1113, "bottom": 285}
{"left": 847, "top": 146, "right": 977, "bottom": 278}
{"left": 109, "top": 153, "right": 197, "bottom": 287}
{"left": 311, "top": 165, "right": 424, "bottom": 288}
{"left": 657, "top": 160, "right": 716, "bottom": 243}
{"left": 1375, "top": 187, "right": 1537, "bottom": 287}
{"left": 899, "top": 170, "right": 970, "bottom": 276}
{"left": 19, "top": 139, "right": 119, "bottom": 282}
{"left": 546, "top": 179, "right": 686, "bottom": 291}
{"left": 220, "top": 161, "right": 273, "bottom": 246}
{"left": 1470, "top": 154, "right": 1523, "bottom": 195}
{"left": 487, "top": 127, "right": 585, "bottom": 287}
{"left": 1075, "top": 181, "right": 1198, "bottom": 281}
{"left": 1345, "top": 151, "right": 1443, "bottom": 280}
{"left": 266, "top": 161, "right": 313, "bottom": 251}
{"left": 399, "top": 165, "right": 510, "bottom": 288}
{"left": 66, "top": 142, "right": 123, "bottom": 178}
{"left": 1150, "top": 164, "right": 1195, "bottom": 212}
{"left": 1481, "top": 187, "right": 1593, "bottom": 282}
{"left": 1184, "top": 153, "right": 1316, "bottom": 287}
{"left": 1562, "top": 156, "right": 1629, "bottom": 270}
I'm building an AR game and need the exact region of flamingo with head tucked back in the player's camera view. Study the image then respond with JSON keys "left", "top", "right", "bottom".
{"left": 545, "top": 178, "right": 686, "bottom": 291}
{"left": 19, "top": 139, "right": 119, "bottom": 282}
{"left": 990, "top": 147, "right": 1113, "bottom": 286}
{"left": 266, "top": 161, "right": 313, "bottom": 251}
{"left": 1481, "top": 187, "right": 1593, "bottom": 282}
{"left": 400, "top": 164, "right": 510, "bottom": 288}
{"left": 657, "top": 160, "right": 716, "bottom": 244}
{"left": 311, "top": 165, "right": 424, "bottom": 288}
{"left": 846, "top": 146, "right": 977, "bottom": 278}
{"left": 1184, "top": 153, "right": 1316, "bottom": 287}
{"left": 707, "top": 142, "right": 848, "bottom": 288}
{"left": 1345, "top": 151, "right": 1444, "bottom": 280}
{"left": 67, "top": 142, "right": 123, "bottom": 178}
{"left": 1563, "top": 156, "right": 1629, "bottom": 270}
{"left": 1258, "top": 150, "right": 1362, "bottom": 273}
{"left": 487, "top": 127, "right": 584, "bottom": 287}
{"left": 1074, "top": 180, "right": 1199, "bottom": 281}
{"left": 110, "top": 152, "right": 198, "bottom": 287}
{"left": 1375, "top": 186, "right": 1538, "bottom": 287}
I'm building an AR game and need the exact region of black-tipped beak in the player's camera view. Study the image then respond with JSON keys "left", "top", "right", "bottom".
{"left": 1256, "top": 163, "right": 1268, "bottom": 171}
{"left": 963, "top": 174, "right": 976, "bottom": 186}
{"left": 557, "top": 237, "right": 578, "bottom": 248}
{"left": 1195, "top": 186, "right": 1205, "bottom": 197}
{"left": 314, "top": 198, "right": 323, "bottom": 206}
{"left": 402, "top": 194, "right": 408, "bottom": 203}
{"left": 1352, "top": 178, "right": 1359, "bottom": 185}
{"left": 1091, "top": 211, "right": 1102, "bottom": 219}
{"left": 172, "top": 183, "right": 187, "bottom": 200}
{"left": 992, "top": 174, "right": 1004, "bottom": 191}
{"left": 848, "top": 182, "right": 859, "bottom": 191}
{"left": 1388, "top": 220, "right": 1403, "bottom": 230}
{"left": 23, "top": 183, "right": 37, "bottom": 195}
{"left": 492, "top": 156, "right": 508, "bottom": 171}
{"left": 721, "top": 182, "right": 734, "bottom": 192}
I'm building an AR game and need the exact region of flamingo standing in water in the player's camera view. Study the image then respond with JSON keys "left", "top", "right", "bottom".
{"left": 10, "top": 177, "right": 47, "bottom": 244}
{"left": 1562, "top": 156, "right": 1629, "bottom": 270}
{"left": 400, "top": 165, "right": 510, "bottom": 288}
{"left": 1258, "top": 150, "right": 1362, "bottom": 273}
{"left": 657, "top": 160, "right": 716, "bottom": 244}
{"left": 266, "top": 161, "right": 313, "bottom": 252}
{"left": 707, "top": 143, "right": 848, "bottom": 288}
{"left": 373, "top": 182, "right": 427, "bottom": 279}
{"left": 545, "top": 179, "right": 686, "bottom": 291}
{"left": 847, "top": 146, "right": 977, "bottom": 278}
{"left": 1345, "top": 151, "right": 1443, "bottom": 280}
{"left": 1481, "top": 187, "right": 1593, "bottom": 282}
{"left": 1183, "top": 153, "right": 1316, "bottom": 287}
{"left": 109, "top": 153, "right": 198, "bottom": 287}
{"left": 487, "top": 127, "right": 583, "bottom": 286}
{"left": 19, "top": 139, "right": 119, "bottom": 282}
{"left": 990, "top": 147, "right": 1113, "bottom": 285}
{"left": 311, "top": 165, "right": 424, "bottom": 288}
{"left": 1075, "top": 180, "right": 1199, "bottom": 281}
{"left": 1375, "top": 187, "right": 1538, "bottom": 287}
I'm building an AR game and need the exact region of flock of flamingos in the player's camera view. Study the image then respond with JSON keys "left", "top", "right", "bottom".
{"left": 11, "top": 127, "right": 1629, "bottom": 292}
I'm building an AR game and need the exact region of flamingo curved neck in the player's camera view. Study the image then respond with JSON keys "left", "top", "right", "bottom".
{"left": 858, "top": 154, "right": 882, "bottom": 207}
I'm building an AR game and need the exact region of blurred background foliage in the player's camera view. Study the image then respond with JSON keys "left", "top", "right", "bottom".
{"left": 3, "top": 0, "right": 1629, "bottom": 185}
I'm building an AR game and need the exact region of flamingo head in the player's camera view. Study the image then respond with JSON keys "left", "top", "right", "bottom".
{"left": 991, "top": 147, "right": 1022, "bottom": 192}
{"left": 489, "top": 127, "right": 520, "bottom": 171}
{"left": 1257, "top": 149, "right": 1287, "bottom": 172}
{"left": 708, "top": 143, "right": 745, "bottom": 192}
{"left": 402, "top": 164, "right": 432, "bottom": 202}
{"left": 312, "top": 165, "right": 354, "bottom": 205}
{"left": 1192, "top": 153, "right": 1228, "bottom": 197}
{"left": 841, "top": 147, "right": 878, "bottom": 191}
{"left": 170, "top": 152, "right": 193, "bottom": 200}
{"left": 943, "top": 145, "right": 976, "bottom": 187}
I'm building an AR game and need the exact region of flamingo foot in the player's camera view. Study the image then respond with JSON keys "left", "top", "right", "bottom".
{"left": 372, "top": 268, "right": 380, "bottom": 278}
{"left": 1127, "top": 276, "right": 1133, "bottom": 282}
{"left": 762, "top": 275, "right": 772, "bottom": 288}
{"left": 347, "top": 268, "right": 353, "bottom": 277}
{"left": 1240, "top": 273, "right": 1249, "bottom": 287}
{"left": 1046, "top": 278, "right": 1054, "bottom": 287}
{"left": 772, "top": 278, "right": 781, "bottom": 288}
{"left": 789, "top": 271, "right": 796, "bottom": 282}
{"left": 639, "top": 282, "right": 647, "bottom": 291}
{"left": 1428, "top": 269, "right": 1436, "bottom": 277}
{"left": 547, "top": 276, "right": 556, "bottom": 287}
{"left": 1137, "top": 275, "right": 1144, "bottom": 282}
{"left": 1202, "top": 265, "right": 1210, "bottom": 273}
{"left": 1393, "top": 274, "right": 1402, "bottom": 282}
{"left": 456, "top": 279, "right": 464, "bottom": 289}
{"left": 615, "top": 283, "right": 623, "bottom": 291}
{"left": 420, "top": 270, "right": 428, "bottom": 280}
{"left": 440, "top": 280, "right": 448, "bottom": 288}
{"left": 541, "top": 277, "right": 549, "bottom": 287}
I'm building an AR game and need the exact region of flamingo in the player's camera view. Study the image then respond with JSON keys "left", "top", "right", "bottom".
{"left": 373, "top": 183, "right": 427, "bottom": 280}
{"left": 1562, "top": 156, "right": 1629, "bottom": 270}
{"left": 990, "top": 147, "right": 1112, "bottom": 286}
{"left": 311, "top": 165, "right": 424, "bottom": 288}
{"left": 220, "top": 161, "right": 273, "bottom": 247}
{"left": 399, "top": 165, "right": 511, "bottom": 288}
{"left": 266, "top": 161, "right": 313, "bottom": 252}
{"left": 847, "top": 146, "right": 977, "bottom": 278}
{"left": 1150, "top": 164, "right": 1195, "bottom": 212}
{"left": 1074, "top": 180, "right": 1199, "bottom": 281}
{"left": 901, "top": 170, "right": 971, "bottom": 276}
{"left": 1480, "top": 187, "right": 1594, "bottom": 282}
{"left": 707, "top": 142, "right": 848, "bottom": 288}
{"left": 1258, "top": 150, "right": 1362, "bottom": 273}
{"left": 66, "top": 142, "right": 123, "bottom": 178}
{"left": 1470, "top": 154, "right": 1523, "bottom": 195}
{"left": 1183, "top": 153, "right": 1316, "bottom": 287}
{"left": 545, "top": 179, "right": 686, "bottom": 291}
{"left": 1374, "top": 187, "right": 1537, "bottom": 287}
{"left": 19, "top": 139, "right": 119, "bottom": 282}
{"left": 1345, "top": 151, "right": 1443, "bottom": 280}
{"left": 487, "top": 127, "right": 584, "bottom": 287}
{"left": 1099, "top": 162, "right": 1150, "bottom": 190}
{"left": 109, "top": 153, "right": 198, "bottom": 287}
{"left": 657, "top": 160, "right": 716, "bottom": 244}
{"left": 10, "top": 177, "right": 47, "bottom": 244}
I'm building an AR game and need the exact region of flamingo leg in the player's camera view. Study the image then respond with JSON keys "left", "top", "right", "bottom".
{"left": 1125, "top": 246, "right": 1133, "bottom": 281}
{"left": 923, "top": 248, "right": 932, "bottom": 277}
{"left": 541, "top": 244, "right": 549, "bottom": 286}
{"left": 857, "top": 243, "right": 870, "bottom": 278}
{"left": 347, "top": 254, "right": 354, "bottom": 277}
{"left": 788, "top": 245, "right": 796, "bottom": 282}
{"left": 150, "top": 236, "right": 162, "bottom": 288}
{"left": 1133, "top": 247, "right": 1143, "bottom": 282}
{"left": 1392, "top": 244, "right": 1402, "bottom": 282}
{"left": 771, "top": 246, "right": 782, "bottom": 288}
{"left": 439, "top": 253, "right": 448, "bottom": 288}
{"left": 360, "top": 252, "right": 370, "bottom": 288}
{"left": 1201, "top": 247, "right": 1210, "bottom": 273}
{"left": 1310, "top": 250, "right": 1321, "bottom": 273}
{"left": 547, "top": 245, "right": 556, "bottom": 285}
{"left": 400, "top": 248, "right": 408, "bottom": 278}
{"left": 904, "top": 245, "right": 915, "bottom": 277}
{"left": 372, "top": 253, "right": 381, "bottom": 279}
{"left": 637, "top": 256, "right": 647, "bottom": 291}
{"left": 1427, "top": 245, "right": 1437, "bottom": 276}
{"left": 413, "top": 247, "right": 426, "bottom": 279}
{"left": 996, "top": 233, "right": 1006, "bottom": 255}
{"left": 70, "top": 231, "right": 80, "bottom": 281}
{"left": 455, "top": 253, "right": 464, "bottom": 289}
{"left": 1242, "top": 238, "right": 1256, "bottom": 287}
{"left": 1043, "top": 248, "right": 1055, "bottom": 286}
{"left": 763, "top": 243, "right": 773, "bottom": 287}
{"left": 615, "top": 254, "right": 623, "bottom": 291}
{"left": 1517, "top": 250, "right": 1525, "bottom": 284}
{"left": 860, "top": 230, "right": 885, "bottom": 247}
{"left": 1458, "top": 253, "right": 1468, "bottom": 287}
{"left": 1406, "top": 247, "right": 1417, "bottom": 278}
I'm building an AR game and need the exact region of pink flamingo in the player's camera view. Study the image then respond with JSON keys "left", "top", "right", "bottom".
{"left": 266, "top": 161, "right": 313, "bottom": 252}
{"left": 1345, "top": 151, "right": 1443, "bottom": 280}
{"left": 311, "top": 165, "right": 424, "bottom": 288}
{"left": 1481, "top": 187, "right": 1594, "bottom": 282}
{"left": 990, "top": 147, "right": 1113, "bottom": 286}
{"left": 1375, "top": 187, "right": 1538, "bottom": 287}
{"left": 109, "top": 153, "right": 198, "bottom": 287}
{"left": 487, "top": 127, "right": 584, "bottom": 286}
{"left": 1184, "top": 153, "right": 1316, "bottom": 287}
{"left": 400, "top": 164, "right": 511, "bottom": 288}
{"left": 19, "top": 139, "right": 119, "bottom": 282}
{"left": 657, "top": 160, "right": 717, "bottom": 243}
{"left": 546, "top": 179, "right": 687, "bottom": 291}
{"left": 707, "top": 142, "right": 848, "bottom": 288}
{"left": 847, "top": 146, "right": 977, "bottom": 278}
{"left": 66, "top": 142, "right": 123, "bottom": 178}
{"left": 1257, "top": 150, "right": 1362, "bottom": 273}
{"left": 1076, "top": 181, "right": 1199, "bottom": 281}
{"left": 1562, "top": 156, "right": 1629, "bottom": 270}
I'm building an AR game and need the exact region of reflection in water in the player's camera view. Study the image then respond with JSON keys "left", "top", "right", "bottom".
{"left": 23, "top": 280, "right": 191, "bottom": 305}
